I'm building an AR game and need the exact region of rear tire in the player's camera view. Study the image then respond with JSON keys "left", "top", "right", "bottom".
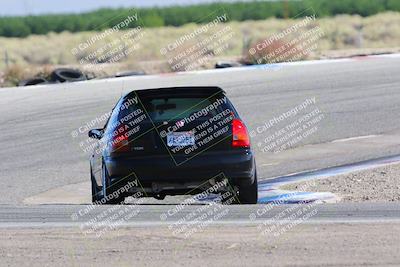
{"left": 91, "top": 169, "right": 101, "bottom": 203}
{"left": 99, "top": 163, "right": 125, "bottom": 204}
{"left": 238, "top": 172, "right": 258, "bottom": 204}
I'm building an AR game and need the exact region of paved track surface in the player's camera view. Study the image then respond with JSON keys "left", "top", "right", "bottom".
{"left": 0, "top": 202, "right": 399, "bottom": 228}
{"left": 0, "top": 56, "right": 400, "bottom": 204}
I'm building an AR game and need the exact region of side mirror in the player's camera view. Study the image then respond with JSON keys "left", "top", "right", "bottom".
{"left": 88, "top": 129, "right": 103, "bottom": 139}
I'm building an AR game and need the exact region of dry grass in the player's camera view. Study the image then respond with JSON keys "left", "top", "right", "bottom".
{"left": 0, "top": 12, "right": 399, "bottom": 87}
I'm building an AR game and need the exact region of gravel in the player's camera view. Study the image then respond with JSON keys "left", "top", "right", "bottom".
{"left": 282, "top": 163, "right": 400, "bottom": 202}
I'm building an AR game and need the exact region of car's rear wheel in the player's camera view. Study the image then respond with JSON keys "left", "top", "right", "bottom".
{"left": 238, "top": 172, "right": 258, "bottom": 204}
{"left": 91, "top": 168, "right": 101, "bottom": 203}
{"left": 100, "top": 163, "right": 125, "bottom": 204}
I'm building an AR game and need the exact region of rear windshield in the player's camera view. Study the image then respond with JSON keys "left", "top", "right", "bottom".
{"left": 120, "top": 93, "right": 231, "bottom": 122}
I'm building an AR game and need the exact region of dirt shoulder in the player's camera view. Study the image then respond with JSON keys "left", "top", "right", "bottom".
{"left": 0, "top": 223, "right": 399, "bottom": 266}
{"left": 282, "top": 163, "right": 400, "bottom": 202}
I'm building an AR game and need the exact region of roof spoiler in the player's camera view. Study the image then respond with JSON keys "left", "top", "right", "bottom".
{"left": 124, "top": 86, "right": 225, "bottom": 99}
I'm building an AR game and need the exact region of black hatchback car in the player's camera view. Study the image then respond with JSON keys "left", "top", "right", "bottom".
{"left": 89, "top": 86, "right": 257, "bottom": 204}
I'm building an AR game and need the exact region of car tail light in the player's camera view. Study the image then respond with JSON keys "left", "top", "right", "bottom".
{"left": 232, "top": 119, "right": 250, "bottom": 148}
{"left": 110, "top": 125, "right": 131, "bottom": 152}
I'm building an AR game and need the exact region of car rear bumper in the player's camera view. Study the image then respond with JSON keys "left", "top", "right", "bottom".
{"left": 104, "top": 149, "right": 255, "bottom": 188}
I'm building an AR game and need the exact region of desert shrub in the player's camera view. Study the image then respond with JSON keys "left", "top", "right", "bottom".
{"left": 243, "top": 38, "right": 306, "bottom": 65}
{"left": 3, "top": 65, "right": 54, "bottom": 86}
{"left": 4, "top": 65, "right": 26, "bottom": 86}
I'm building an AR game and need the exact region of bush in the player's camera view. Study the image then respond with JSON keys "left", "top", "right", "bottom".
{"left": 243, "top": 38, "right": 306, "bottom": 65}
{"left": 3, "top": 65, "right": 53, "bottom": 87}
{"left": 4, "top": 65, "right": 26, "bottom": 86}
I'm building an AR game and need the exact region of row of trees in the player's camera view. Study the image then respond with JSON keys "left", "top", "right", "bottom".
{"left": 0, "top": 0, "right": 399, "bottom": 37}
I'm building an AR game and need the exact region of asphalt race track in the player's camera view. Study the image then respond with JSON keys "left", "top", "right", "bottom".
{"left": 0, "top": 55, "right": 400, "bottom": 221}
{"left": 0, "top": 202, "right": 399, "bottom": 228}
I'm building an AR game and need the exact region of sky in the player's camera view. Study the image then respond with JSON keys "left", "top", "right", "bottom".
{"left": 0, "top": 0, "right": 256, "bottom": 16}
